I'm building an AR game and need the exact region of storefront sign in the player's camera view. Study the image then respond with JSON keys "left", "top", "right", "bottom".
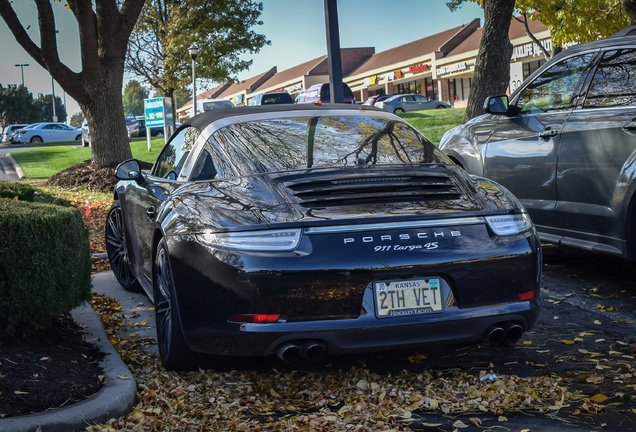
{"left": 511, "top": 39, "right": 552, "bottom": 61}
{"left": 395, "top": 70, "right": 403, "bottom": 79}
{"left": 408, "top": 63, "right": 429, "bottom": 74}
{"left": 285, "top": 83, "right": 302, "bottom": 92}
{"left": 436, "top": 62, "right": 468, "bottom": 76}
{"left": 509, "top": 62, "right": 524, "bottom": 93}
{"left": 383, "top": 72, "right": 395, "bottom": 81}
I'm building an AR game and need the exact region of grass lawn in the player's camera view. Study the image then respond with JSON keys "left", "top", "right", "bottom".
{"left": 9, "top": 109, "right": 466, "bottom": 179}
{"left": 10, "top": 138, "right": 165, "bottom": 179}
{"left": 397, "top": 108, "right": 465, "bottom": 145}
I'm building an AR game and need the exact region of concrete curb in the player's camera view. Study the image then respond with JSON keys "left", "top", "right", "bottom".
{"left": 5, "top": 154, "right": 24, "bottom": 180}
{"left": 0, "top": 302, "right": 137, "bottom": 432}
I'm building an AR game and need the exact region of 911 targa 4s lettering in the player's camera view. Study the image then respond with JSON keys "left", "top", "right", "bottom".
{"left": 106, "top": 104, "right": 542, "bottom": 370}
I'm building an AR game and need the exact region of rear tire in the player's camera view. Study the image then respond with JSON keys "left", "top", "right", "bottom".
{"left": 436, "top": 105, "right": 446, "bottom": 109}
{"left": 154, "top": 238, "right": 197, "bottom": 370}
{"left": 105, "top": 201, "right": 142, "bottom": 292}
{"left": 393, "top": 108, "right": 404, "bottom": 114}
{"left": 30, "top": 136, "right": 42, "bottom": 143}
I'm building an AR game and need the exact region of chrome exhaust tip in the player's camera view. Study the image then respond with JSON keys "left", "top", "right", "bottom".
{"left": 275, "top": 343, "right": 301, "bottom": 363}
{"left": 486, "top": 326, "right": 506, "bottom": 345}
{"left": 303, "top": 342, "right": 326, "bottom": 362}
{"left": 504, "top": 322, "right": 524, "bottom": 344}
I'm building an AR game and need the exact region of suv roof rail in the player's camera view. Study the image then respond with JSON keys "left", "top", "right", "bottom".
{"left": 611, "top": 25, "right": 636, "bottom": 37}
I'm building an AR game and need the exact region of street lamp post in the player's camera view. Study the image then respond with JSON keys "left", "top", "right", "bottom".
{"left": 189, "top": 44, "right": 199, "bottom": 117}
{"left": 52, "top": 78, "right": 57, "bottom": 122}
{"left": 14, "top": 64, "right": 29, "bottom": 87}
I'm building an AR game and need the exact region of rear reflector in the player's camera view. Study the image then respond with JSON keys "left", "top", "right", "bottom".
{"left": 518, "top": 291, "right": 536, "bottom": 301}
{"left": 229, "top": 314, "right": 281, "bottom": 323}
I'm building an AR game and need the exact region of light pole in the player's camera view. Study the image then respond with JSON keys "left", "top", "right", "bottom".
{"left": 14, "top": 64, "right": 29, "bottom": 87}
{"left": 189, "top": 44, "right": 199, "bottom": 117}
{"left": 52, "top": 78, "right": 57, "bottom": 122}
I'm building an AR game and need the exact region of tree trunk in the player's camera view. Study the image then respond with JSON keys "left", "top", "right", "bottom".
{"left": 0, "top": 0, "right": 144, "bottom": 167}
{"left": 79, "top": 79, "right": 132, "bottom": 165}
{"left": 621, "top": 0, "right": 636, "bottom": 25}
{"left": 464, "top": 0, "right": 516, "bottom": 122}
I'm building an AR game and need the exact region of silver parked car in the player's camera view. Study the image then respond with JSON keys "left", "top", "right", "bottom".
{"left": 375, "top": 94, "right": 450, "bottom": 113}
{"left": 439, "top": 27, "right": 636, "bottom": 260}
{"left": 10, "top": 122, "right": 81, "bottom": 144}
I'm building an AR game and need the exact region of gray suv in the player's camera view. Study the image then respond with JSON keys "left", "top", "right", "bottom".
{"left": 440, "top": 26, "right": 636, "bottom": 260}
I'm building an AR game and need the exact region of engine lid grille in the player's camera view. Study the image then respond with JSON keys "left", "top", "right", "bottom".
{"left": 277, "top": 168, "right": 464, "bottom": 208}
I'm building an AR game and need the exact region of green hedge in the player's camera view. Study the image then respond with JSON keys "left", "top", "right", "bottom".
{"left": 0, "top": 180, "right": 35, "bottom": 201}
{"left": 0, "top": 198, "right": 92, "bottom": 336}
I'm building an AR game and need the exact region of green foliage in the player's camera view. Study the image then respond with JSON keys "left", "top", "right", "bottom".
{"left": 69, "top": 112, "right": 84, "bottom": 128}
{"left": 0, "top": 199, "right": 92, "bottom": 336}
{"left": 123, "top": 80, "right": 149, "bottom": 116}
{"left": 0, "top": 181, "right": 35, "bottom": 201}
{"left": 0, "top": 84, "right": 41, "bottom": 126}
{"left": 126, "top": 0, "right": 270, "bottom": 98}
{"left": 33, "top": 94, "right": 67, "bottom": 123}
{"left": 156, "top": 88, "right": 191, "bottom": 110}
{"left": 516, "top": 0, "right": 629, "bottom": 46}
{"left": 450, "top": 0, "right": 631, "bottom": 47}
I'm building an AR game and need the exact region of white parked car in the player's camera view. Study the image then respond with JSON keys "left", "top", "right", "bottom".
{"left": 2, "top": 124, "right": 27, "bottom": 143}
{"left": 11, "top": 123, "right": 81, "bottom": 144}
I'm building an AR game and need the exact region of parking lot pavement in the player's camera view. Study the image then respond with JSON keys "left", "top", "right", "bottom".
{"left": 86, "top": 246, "right": 636, "bottom": 431}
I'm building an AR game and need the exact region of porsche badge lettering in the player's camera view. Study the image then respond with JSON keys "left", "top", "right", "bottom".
{"left": 343, "top": 229, "right": 461, "bottom": 245}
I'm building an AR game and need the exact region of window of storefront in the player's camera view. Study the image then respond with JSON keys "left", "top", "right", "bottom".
{"left": 461, "top": 78, "right": 471, "bottom": 101}
{"left": 449, "top": 79, "right": 457, "bottom": 100}
{"left": 396, "top": 80, "right": 422, "bottom": 95}
{"left": 423, "top": 77, "right": 436, "bottom": 99}
{"left": 523, "top": 60, "right": 546, "bottom": 79}
{"left": 447, "top": 78, "right": 471, "bottom": 102}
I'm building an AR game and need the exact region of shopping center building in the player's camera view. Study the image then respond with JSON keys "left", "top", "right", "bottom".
{"left": 177, "top": 18, "right": 550, "bottom": 120}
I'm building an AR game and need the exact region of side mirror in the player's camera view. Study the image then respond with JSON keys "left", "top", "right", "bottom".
{"left": 484, "top": 95, "right": 509, "bottom": 114}
{"left": 115, "top": 159, "right": 142, "bottom": 181}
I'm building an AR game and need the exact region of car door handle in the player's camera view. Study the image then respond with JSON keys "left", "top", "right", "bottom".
{"left": 146, "top": 206, "right": 156, "bottom": 220}
{"left": 538, "top": 128, "right": 558, "bottom": 138}
{"left": 622, "top": 121, "right": 636, "bottom": 131}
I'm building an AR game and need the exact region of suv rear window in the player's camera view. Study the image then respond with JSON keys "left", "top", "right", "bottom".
{"left": 261, "top": 93, "right": 294, "bottom": 104}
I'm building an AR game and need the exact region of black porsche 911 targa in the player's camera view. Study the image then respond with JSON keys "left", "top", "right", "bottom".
{"left": 106, "top": 104, "right": 542, "bottom": 370}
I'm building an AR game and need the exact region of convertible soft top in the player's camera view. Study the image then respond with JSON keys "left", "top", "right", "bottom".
{"left": 182, "top": 103, "right": 378, "bottom": 131}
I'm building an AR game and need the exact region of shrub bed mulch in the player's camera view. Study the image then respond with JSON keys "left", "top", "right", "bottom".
{"left": 1, "top": 163, "right": 117, "bottom": 419}
{"left": 0, "top": 316, "right": 104, "bottom": 418}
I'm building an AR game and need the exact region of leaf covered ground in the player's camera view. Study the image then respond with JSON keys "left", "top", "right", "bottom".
{"left": 1, "top": 165, "right": 636, "bottom": 431}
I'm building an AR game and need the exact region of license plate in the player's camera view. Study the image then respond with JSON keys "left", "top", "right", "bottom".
{"left": 374, "top": 278, "right": 443, "bottom": 318}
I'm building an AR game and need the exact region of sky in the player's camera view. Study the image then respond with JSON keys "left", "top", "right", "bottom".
{"left": 0, "top": 1, "right": 484, "bottom": 119}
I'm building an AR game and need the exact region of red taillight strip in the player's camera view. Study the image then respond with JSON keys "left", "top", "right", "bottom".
{"left": 229, "top": 314, "right": 281, "bottom": 323}
{"left": 518, "top": 291, "right": 536, "bottom": 301}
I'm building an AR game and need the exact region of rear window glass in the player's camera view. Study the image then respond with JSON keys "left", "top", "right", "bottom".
{"left": 585, "top": 48, "right": 636, "bottom": 108}
{"left": 210, "top": 115, "right": 442, "bottom": 176}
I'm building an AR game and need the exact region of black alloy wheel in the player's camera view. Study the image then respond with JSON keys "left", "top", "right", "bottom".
{"left": 105, "top": 201, "right": 142, "bottom": 292}
{"left": 154, "top": 238, "right": 196, "bottom": 370}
